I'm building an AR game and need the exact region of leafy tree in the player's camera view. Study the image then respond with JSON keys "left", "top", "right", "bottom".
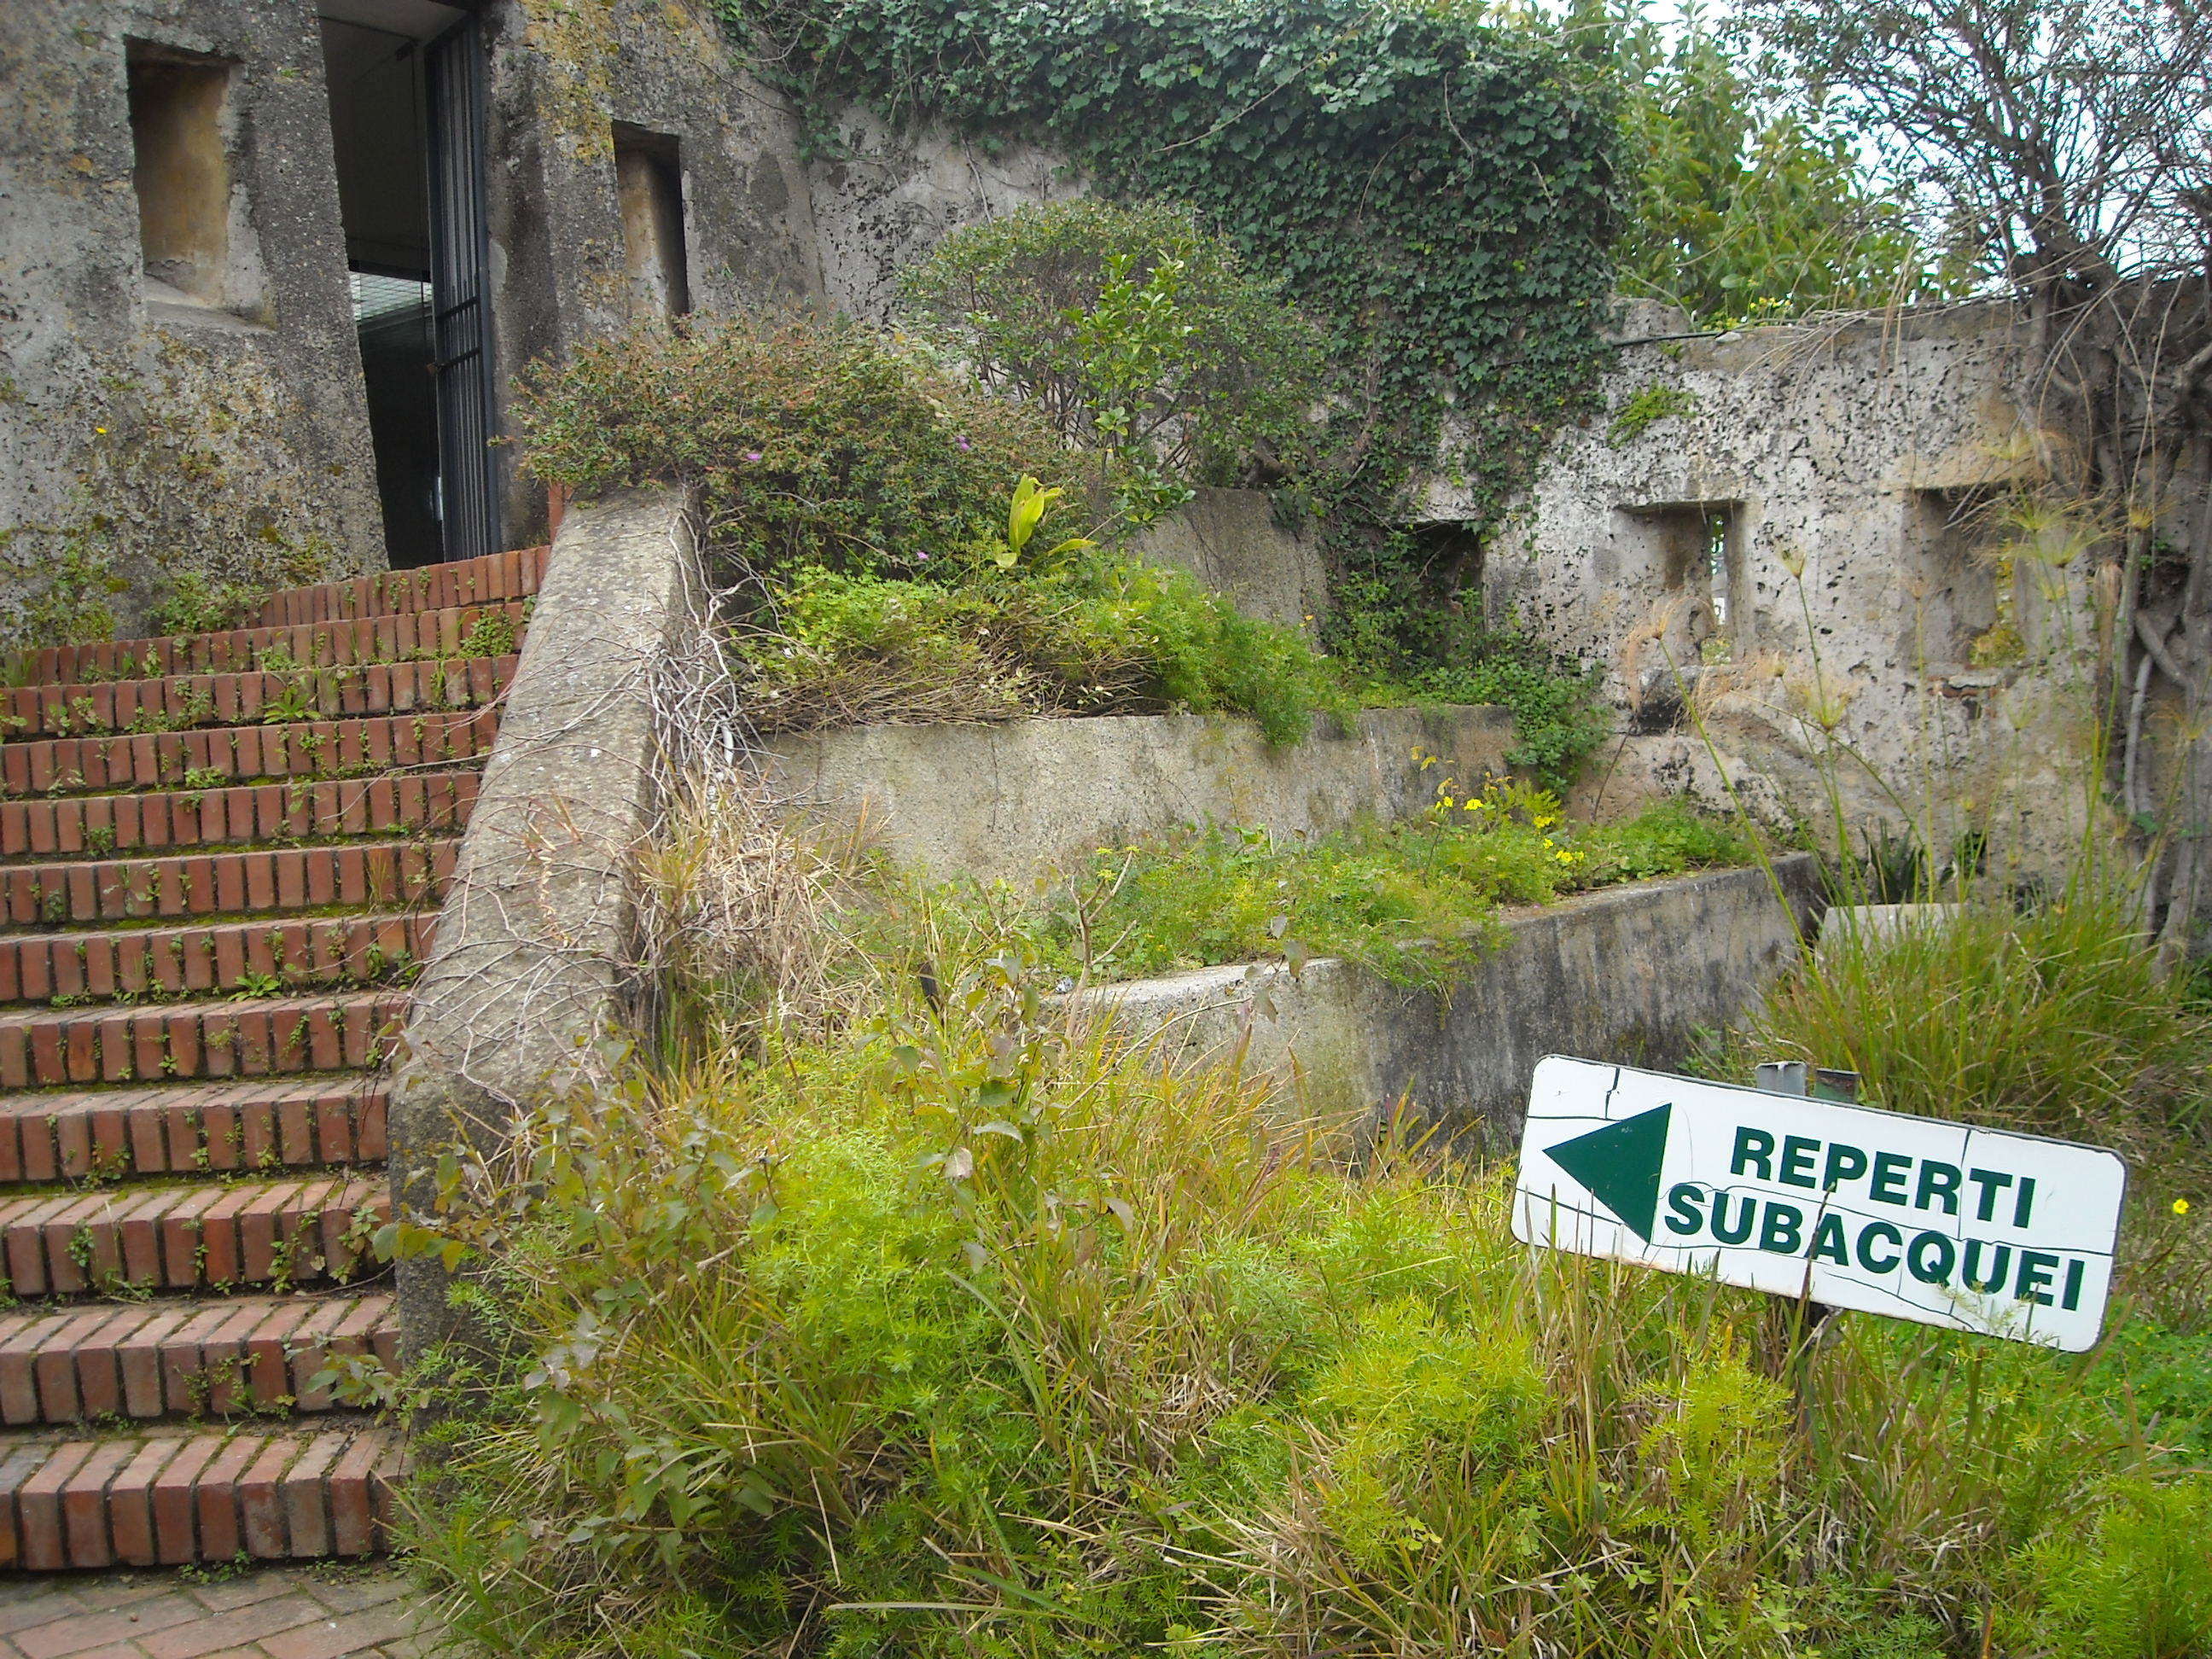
{"left": 899, "top": 201, "right": 1325, "bottom": 522}
{"left": 1739, "top": 0, "right": 2212, "bottom": 952}
{"left": 1610, "top": 1, "right": 1963, "bottom": 323}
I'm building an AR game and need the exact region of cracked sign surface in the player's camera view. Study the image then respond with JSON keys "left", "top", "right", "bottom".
{"left": 1513, "top": 1056, "right": 2128, "bottom": 1351}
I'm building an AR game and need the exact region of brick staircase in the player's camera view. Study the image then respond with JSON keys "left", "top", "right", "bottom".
{"left": 0, "top": 549, "right": 544, "bottom": 1572}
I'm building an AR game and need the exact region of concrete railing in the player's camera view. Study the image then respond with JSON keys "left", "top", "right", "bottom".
{"left": 389, "top": 485, "right": 703, "bottom": 1355}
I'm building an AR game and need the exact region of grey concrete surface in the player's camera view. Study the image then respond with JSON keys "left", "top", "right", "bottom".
{"left": 1132, "top": 487, "right": 1330, "bottom": 632}
{"left": 389, "top": 485, "right": 701, "bottom": 1360}
{"left": 1084, "top": 855, "right": 1821, "bottom": 1148}
{"left": 0, "top": 1562, "right": 451, "bottom": 1659}
{"left": 767, "top": 703, "right": 1516, "bottom": 886}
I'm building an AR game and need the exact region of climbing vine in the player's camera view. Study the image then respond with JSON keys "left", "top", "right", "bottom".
{"left": 713, "top": 0, "right": 1622, "bottom": 678}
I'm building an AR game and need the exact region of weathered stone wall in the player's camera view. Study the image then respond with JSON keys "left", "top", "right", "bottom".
{"left": 0, "top": 0, "right": 387, "bottom": 639}
{"left": 1461, "top": 301, "right": 2109, "bottom": 868}
{"left": 391, "top": 482, "right": 704, "bottom": 1356}
{"left": 475, "top": 0, "right": 824, "bottom": 542}
{"left": 803, "top": 104, "right": 1080, "bottom": 321}
{"left": 1088, "top": 855, "right": 1821, "bottom": 1148}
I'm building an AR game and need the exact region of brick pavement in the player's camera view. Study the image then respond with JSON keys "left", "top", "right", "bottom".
{"left": 0, "top": 1562, "right": 452, "bottom": 1658}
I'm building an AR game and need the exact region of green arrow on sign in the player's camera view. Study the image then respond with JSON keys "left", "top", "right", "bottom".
{"left": 1545, "top": 1103, "right": 1672, "bottom": 1242}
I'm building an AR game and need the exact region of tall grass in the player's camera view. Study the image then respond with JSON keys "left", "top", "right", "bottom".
{"left": 1743, "top": 873, "right": 2212, "bottom": 1156}
{"left": 402, "top": 921, "right": 2212, "bottom": 1658}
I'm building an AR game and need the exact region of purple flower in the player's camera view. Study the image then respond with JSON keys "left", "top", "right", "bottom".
{"left": 956, "top": 436, "right": 971, "bottom": 452}
{"left": 745, "top": 451, "right": 764, "bottom": 463}
{"left": 917, "top": 552, "right": 930, "bottom": 562}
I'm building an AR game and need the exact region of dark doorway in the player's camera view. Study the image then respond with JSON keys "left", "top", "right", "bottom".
{"left": 319, "top": 0, "right": 495, "bottom": 567}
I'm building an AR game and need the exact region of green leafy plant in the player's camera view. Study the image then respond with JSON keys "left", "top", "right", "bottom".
{"left": 901, "top": 200, "right": 1325, "bottom": 518}
{"left": 1606, "top": 381, "right": 1702, "bottom": 447}
{"left": 148, "top": 571, "right": 268, "bottom": 638}
{"left": 457, "top": 609, "right": 518, "bottom": 659}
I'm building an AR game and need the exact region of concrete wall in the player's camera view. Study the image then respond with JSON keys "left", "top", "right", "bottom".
{"left": 1132, "top": 486, "right": 1330, "bottom": 632}
{"left": 1459, "top": 302, "right": 2113, "bottom": 870}
{"left": 0, "top": 0, "right": 387, "bottom": 637}
{"left": 1089, "top": 854, "right": 1820, "bottom": 1148}
{"left": 767, "top": 703, "right": 1515, "bottom": 886}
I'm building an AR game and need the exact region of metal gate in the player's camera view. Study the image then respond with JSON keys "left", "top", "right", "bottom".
{"left": 425, "top": 15, "right": 498, "bottom": 563}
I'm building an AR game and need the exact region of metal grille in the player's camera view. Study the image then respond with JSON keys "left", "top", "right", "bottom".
{"left": 426, "top": 15, "right": 499, "bottom": 564}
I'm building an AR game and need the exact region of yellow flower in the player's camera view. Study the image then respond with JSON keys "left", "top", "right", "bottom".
{"left": 93, "top": 427, "right": 107, "bottom": 435}
{"left": 2176, "top": 1198, "right": 2192, "bottom": 1217}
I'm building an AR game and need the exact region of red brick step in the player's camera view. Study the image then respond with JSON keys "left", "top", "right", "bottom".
{"left": 0, "top": 988, "right": 410, "bottom": 1089}
{"left": 0, "top": 1292, "right": 398, "bottom": 1424}
{"left": 3, "top": 840, "right": 456, "bottom": 929}
{"left": 0, "top": 1421, "right": 402, "bottom": 1568}
{"left": 0, "top": 1174, "right": 388, "bottom": 1297}
{"left": 4, "top": 654, "right": 518, "bottom": 743}
{"left": 1, "top": 770, "right": 480, "bottom": 864}
{"left": 26, "top": 597, "right": 530, "bottom": 686}
{"left": 1, "top": 708, "right": 498, "bottom": 796}
{"left": 255, "top": 544, "right": 546, "bottom": 626}
{"left": 0, "top": 912, "right": 434, "bottom": 1007}
{"left": 0, "top": 1076, "right": 388, "bottom": 1181}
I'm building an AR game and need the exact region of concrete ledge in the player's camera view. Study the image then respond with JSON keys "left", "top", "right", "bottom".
{"left": 767, "top": 703, "right": 1516, "bottom": 886}
{"left": 1086, "top": 854, "right": 1822, "bottom": 1146}
{"left": 389, "top": 485, "right": 702, "bottom": 1354}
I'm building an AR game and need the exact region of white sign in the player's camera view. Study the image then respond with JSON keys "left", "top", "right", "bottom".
{"left": 1512, "top": 1056, "right": 2128, "bottom": 1351}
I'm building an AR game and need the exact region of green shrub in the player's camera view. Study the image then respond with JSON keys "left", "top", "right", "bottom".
{"left": 899, "top": 200, "right": 1326, "bottom": 515}
{"left": 737, "top": 556, "right": 1348, "bottom": 745}
{"left": 515, "top": 318, "right": 1087, "bottom": 580}
{"left": 1329, "top": 567, "right": 1611, "bottom": 789}
{"left": 2017, "top": 1475, "right": 2212, "bottom": 1656}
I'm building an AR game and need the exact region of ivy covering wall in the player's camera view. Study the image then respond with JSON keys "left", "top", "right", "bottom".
{"left": 715, "top": 0, "right": 1623, "bottom": 675}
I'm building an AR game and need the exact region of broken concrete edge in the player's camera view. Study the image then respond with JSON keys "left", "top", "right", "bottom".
{"left": 1076, "top": 853, "right": 1823, "bottom": 1151}
{"left": 389, "top": 483, "right": 706, "bottom": 1367}
{"left": 765, "top": 702, "right": 1519, "bottom": 888}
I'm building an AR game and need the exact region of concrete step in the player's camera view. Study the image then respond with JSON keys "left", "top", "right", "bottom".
{"left": 4, "top": 654, "right": 518, "bottom": 743}
{"left": 0, "top": 840, "right": 455, "bottom": 930}
{"left": 0, "top": 989, "right": 409, "bottom": 1089}
{"left": 0, "top": 769, "right": 480, "bottom": 864}
{"left": 0, "top": 912, "right": 434, "bottom": 1008}
{"left": 0, "top": 707, "right": 498, "bottom": 797}
{"left": 24, "top": 597, "right": 531, "bottom": 685}
{"left": 0, "top": 1076, "right": 388, "bottom": 1182}
{"left": 0, "top": 1292, "right": 398, "bottom": 1425}
{"left": 0, "top": 1174, "right": 388, "bottom": 1297}
{"left": 0, "top": 1420, "right": 402, "bottom": 1569}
